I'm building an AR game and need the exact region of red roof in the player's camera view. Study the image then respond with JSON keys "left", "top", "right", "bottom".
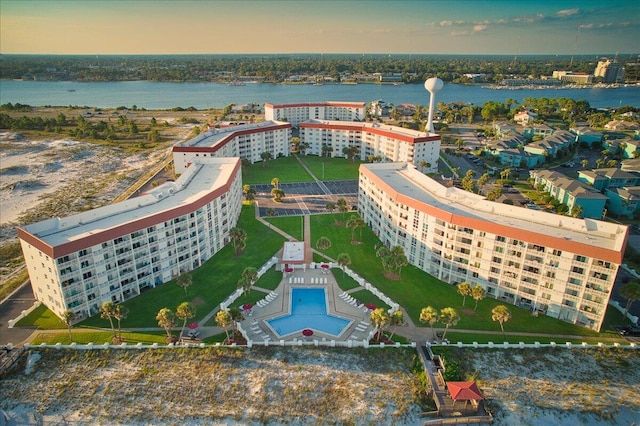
{"left": 446, "top": 381, "right": 484, "bottom": 401}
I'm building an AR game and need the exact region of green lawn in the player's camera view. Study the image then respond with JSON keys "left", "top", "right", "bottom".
{"left": 298, "top": 155, "right": 362, "bottom": 180}
{"left": 242, "top": 156, "right": 312, "bottom": 185}
{"left": 310, "top": 212, "right": 603, "bottom": 338}
{"left": 265, "top": 215, "right": 305, "bottom": 241}
{"left": 29, "top": 330, "right": 167, "bottom": 345}
{"left": 20, "top": 198, "right": 627, "bottom": 341}
{"left": 16, "top": 303, "right": 66, "bottom": 329}
{"left": 80, "top": 204, "right": 287, "bottom": 329}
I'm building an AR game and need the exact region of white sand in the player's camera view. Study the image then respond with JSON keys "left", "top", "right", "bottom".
{"left": 0, "top": 133, "right": 161, "bottom": 227}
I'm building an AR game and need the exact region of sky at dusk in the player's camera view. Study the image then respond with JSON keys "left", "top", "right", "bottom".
{"left": 1, "top": 0, "right": 638, "bottom": 56}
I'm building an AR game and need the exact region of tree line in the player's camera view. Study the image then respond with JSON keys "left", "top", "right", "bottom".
{"left": 3, "top": 54, "right": 635, "bottom": 84}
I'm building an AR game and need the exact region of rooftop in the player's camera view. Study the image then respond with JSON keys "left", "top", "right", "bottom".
{"left": 21, "top": 157, "right": 240, "bottom": 249}
{"left": 361, "top": 163, "right": 628, "bottom": 254}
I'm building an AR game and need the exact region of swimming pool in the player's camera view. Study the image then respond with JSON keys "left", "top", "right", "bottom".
{"left": 266, "top": 288, "right": 352, "bottom": 337}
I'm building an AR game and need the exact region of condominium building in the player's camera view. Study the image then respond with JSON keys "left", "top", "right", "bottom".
{"left": 264, "top": 101, "right": 366, "bottom": 127}
{"left": 594, "top": 57, "right": 624, "bottom": 83}
{"left": 18, "top": 157, "right": 243, "bottom": 322}
{"left": 358, "top": 162, "right": 628, "bottom": 331}
{"left": 173, "top": 121, "right": 291, "bottom": 173}
{"left": 300, "top": 120, "right": 440, "bottom": 172}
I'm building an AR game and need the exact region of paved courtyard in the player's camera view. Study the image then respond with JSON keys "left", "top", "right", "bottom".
{"left": 240, "top": 267, "right": 375, "bottom": 343}
{"left": 253, "top": 179, "right": 358, "bottom": 217}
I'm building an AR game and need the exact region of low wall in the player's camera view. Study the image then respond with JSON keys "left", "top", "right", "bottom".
{"left": 310, "top": 263, "right": 400, "bottom": 313}
{"left": 430, "top": 341, "right": 638, "bottom": 350}
{"left": 25, "top": 341, "right": 418, "bottom": 350}
{"left": 7, "top": 301, "right": 41, "bottom": 329}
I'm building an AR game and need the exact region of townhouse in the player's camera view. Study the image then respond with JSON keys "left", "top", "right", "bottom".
{"left": 358, "top": 162, "right": 628, "bottom": 331}
{"left": 529, "top": 170, "right": 609, "bottom": 219}
{"left": 18, "top": 157, "right": 243, "bottom": 321}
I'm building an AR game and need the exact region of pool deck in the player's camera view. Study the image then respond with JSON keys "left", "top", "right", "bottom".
{"left": 241, "top": 267, "right": 374, "bottom": 343}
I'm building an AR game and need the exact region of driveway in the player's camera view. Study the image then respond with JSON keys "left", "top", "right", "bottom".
{"left": 0, "top": 284, "right": 37, "bottom": 346}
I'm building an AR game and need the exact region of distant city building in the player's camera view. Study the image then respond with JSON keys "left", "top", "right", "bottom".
{"left": 594, "top": 57, "right": 624, "bottom": 83}
{"left": 552, "top": 71, "right": 593, "bottom": 84}
{"left": 299, "top": 120, "right": 440, "bottom": 172}
{"left": 18, "top": 158, "right": 243, "bottom": 322}
{"left": 264, "top": 101, "right": 365, "bottom": 127}
{"left": 358, "top": 162, "right": 628, "bottom": 331}
{"left": 463, "top": 73, "right": 487, "bottom": 82}
{"left": 173, "top": 121, "right": 291, "bottom": 173}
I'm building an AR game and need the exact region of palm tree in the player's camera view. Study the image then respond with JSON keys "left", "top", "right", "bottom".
{"left": 370, "top": 307, "right": 390, "bottom": 340}
{"left": 260, "top": 151, "right": 272, "bottom": 168}
{"left": 241, "top": 267, "right": 258, "bottom": 293}
{"left": 620, "top": 280, "right": 640, "bottom": 316}
{"left": 113, "top": 304, "right": 129, "bottom": 342}
{"left": 439, "top": 307, "right": 460, "bottom": 342}
{"left": 237, "top": 277, "right": 251, "bottom": 296}
{"left": 491, "top": 305, "right": 512, "bottom": 339}
{"left": 62, "top": 310, "right": 76, "bottom": 342}
{"left": 229, "top": 227, "right": 247, "bottom": 256}
{"left": 271, "top": 188, "right": 285, "bottom": 202}
{"left": 457, "top": 282, "right": 472, "bottom": 306}
{"left": 100, "top": 301, "right": 117, "bottom": 338}
{"left": 581, "top": 158, "right": 589, "bottom": 168}
{"left": 419, "top": 306, "right": 439, "bottom": 341}
{"left": 271, "top": 177, "right": 280, "bottom": 190}
{"left": 229, "top": 307, "right": 244, "bottom": 336}
{"left": 316, "top": 236, "right": 332, "bottom": 251}
{"left": 156, "top": 308, "right": 177, "bottom": 341}
{"left": 390, "top": 245, "right": 408, "bottom": 276}
{"left": 176, "top": 302, "right": 196, "bottom": 339}
{"left": 336, "top": 198, "right": 348, "bottom": 223}
{"left": 387, "top": 310, "right": 405, "bottom": 340}
{"left": 353, "top": 215, "right": 366, "bottom": 241}
{"left": 215, "top": 309, "right": 233, "bottom": 342}
{"left": 325, "top": 201, "right": 336, "bottom": 217}
{"left": 570, "top": 204, "right": 583, "bottom": 218}
{"left": 176, "top": 273, "right": 192, "bottom": 295}
{"left": 471, "top": 285, "right": 486, "bottom": 311}
{"left": 336, "top": 253, "right": 351, "bottom": 277}
{"left": 346, "top": 215, "right": 359, "bottom": 242}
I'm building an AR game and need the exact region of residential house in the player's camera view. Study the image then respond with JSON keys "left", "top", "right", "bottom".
{"left": 605, "top": 186, "right": 640, "bottom": 218}
{"left": 514, "top": 110, "right": 538, "bottom": 124}
{"left": 530, "top": 170, "right": 608, "bottom": 219}
{"left": 571, "top": 126, "right": 603, "bottom": 147}
{"left": 577, "top": 168, "right": 640, "bottom": 191}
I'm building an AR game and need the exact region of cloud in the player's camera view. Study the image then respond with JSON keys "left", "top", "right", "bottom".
{"left": 439, "top": 20, "right": 452, "bottom": 27}
{"left": 473, "top": 24, "right": 487, "bottom": 32}
{"left": 556, "top": 8, "right": 580, "bottom": 17}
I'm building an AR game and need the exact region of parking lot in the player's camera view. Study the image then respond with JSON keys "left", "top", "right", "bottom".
{"left": 254, "top": 180, "right": 359, "bottom": 217}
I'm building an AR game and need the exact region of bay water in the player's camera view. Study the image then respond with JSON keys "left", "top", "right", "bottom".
{"left": 1, "top": 79, "right": 638, "bottom": 110}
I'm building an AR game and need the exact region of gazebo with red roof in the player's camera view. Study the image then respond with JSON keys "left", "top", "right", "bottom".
{"left": 446, "top": 381, "right": 484, "bottom": 410}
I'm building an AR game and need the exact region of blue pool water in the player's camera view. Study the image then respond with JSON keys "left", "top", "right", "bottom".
{"left": 267, "top": 288, "right": 351, "bottom": 337}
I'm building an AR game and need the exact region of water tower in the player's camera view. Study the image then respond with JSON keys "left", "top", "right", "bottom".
{"left": 424, "top": 77, "right": 444, "bottom": 133}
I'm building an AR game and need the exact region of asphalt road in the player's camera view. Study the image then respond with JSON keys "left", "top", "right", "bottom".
{"left": 0, "top": 283, "right": 37, "bottom": 346}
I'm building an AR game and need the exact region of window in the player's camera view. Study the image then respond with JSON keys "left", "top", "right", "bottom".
{"left": 575, "top": 255, "right": 587, "bottom": 263}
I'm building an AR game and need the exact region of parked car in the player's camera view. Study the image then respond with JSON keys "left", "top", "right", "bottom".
{"left": 619, "top": 326, "right": 640, "bottom": 336}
